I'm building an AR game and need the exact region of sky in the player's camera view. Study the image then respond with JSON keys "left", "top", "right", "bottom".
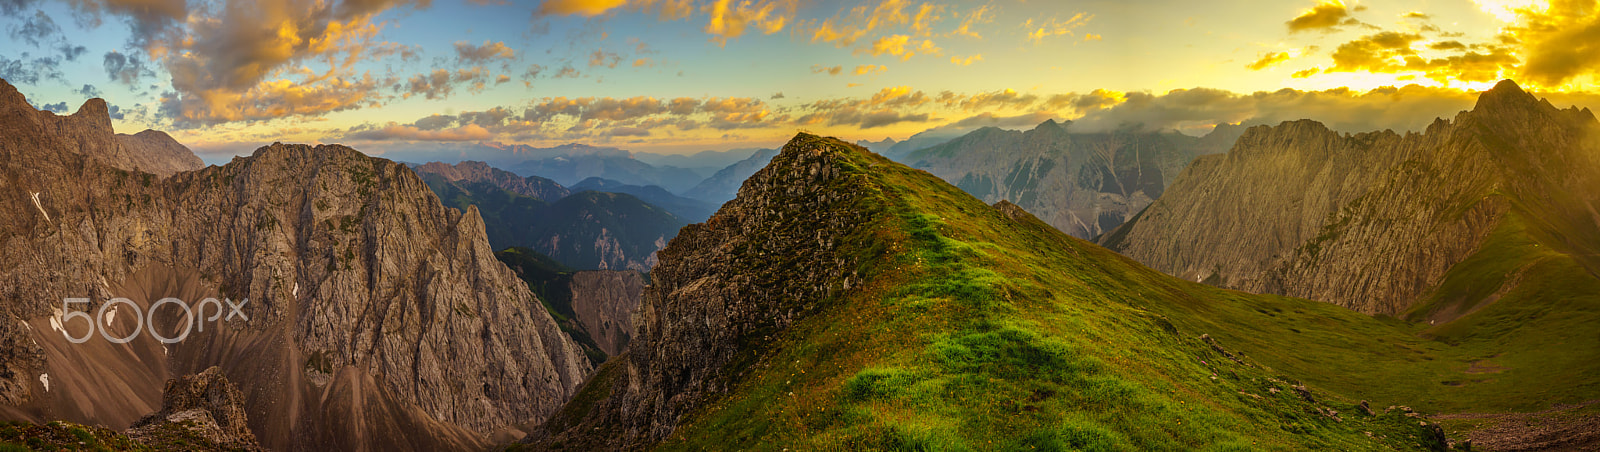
{"left": 3, "top": 0, "right": 1600, "bottom": 160}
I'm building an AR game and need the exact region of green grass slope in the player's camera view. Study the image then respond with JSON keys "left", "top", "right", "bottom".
{"left": 549, "top": 134, "right": 1460, "bottom": 451}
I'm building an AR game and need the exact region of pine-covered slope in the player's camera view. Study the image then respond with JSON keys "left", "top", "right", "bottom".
{"left": 521, "top": 133, "right": 1467, "bottom": 451}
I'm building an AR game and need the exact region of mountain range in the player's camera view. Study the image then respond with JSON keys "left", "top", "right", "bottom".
{"left": 3, "top": 76, "right": 1599, "bottom": 451}
{"left": 0, "top": 78, "right": 589, "bottom": 450}
{"left": 900, "top": 119, "right": 1244, "bottom": 239}
{"left": 522, "top": 133, "right": 1469, "bottom": 450}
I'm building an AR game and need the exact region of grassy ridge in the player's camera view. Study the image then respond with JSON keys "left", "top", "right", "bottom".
{"left": 657, "top": 136, "right": 1446, "bottom": 450}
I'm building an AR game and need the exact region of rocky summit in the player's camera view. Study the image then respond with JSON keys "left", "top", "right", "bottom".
{"left": 1101, "top": 80, "right": 1600, "bottom": 317}
{"left": 0, "top": 77, "right": 589, "bottom": 450}
{"left": 522, "top": 132, "right": 1456, "bottom": 450}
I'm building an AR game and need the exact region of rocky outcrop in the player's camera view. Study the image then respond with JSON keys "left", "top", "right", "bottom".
{"left": 114, "top": 129, "right": 206, "bottom": 178}
{"left": 906, "top": 119, "right": 1240, "bottom": 239}
{"left": 567, "top": 270, "right": 643, "bottom": 357}
{"left": 414, "top": 160, "right": 571, "bottom": 201}
{"left": 1101, "top": 80, "right": 1600, "bottom": 315}
{"left": 126, "top": 367, "right": 263, "bottom": 451}
{"left": 0, "top": 77, "right": 590, "bottom": 449}
{"left": 526, "top": 133, "right": 882, "bottom": 449}
{"left": 681, "top": 148, "right": 779, "bottom": 205}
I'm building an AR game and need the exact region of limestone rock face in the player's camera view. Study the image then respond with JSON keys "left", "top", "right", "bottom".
{"left": 567, "top": 270, "right": 643, "bottom": 357}
{"left": 1101, "top": 80, "right": 1600, "bottom": 315}
{"left": 905, "top": 119, "right": 1240, "bottom": 239}
{"left": 414, "top": 160, "right": 570, "bottom": 201}
{"left": 126, "top": 366, "right": 263, "bottom": 451}
{"left": 0, "top": 77, "right": 590, "bottom": 449}
{"left": 527, "top": 133, "right": 882, "bottom": 449}
{"left": 114, "top": 129, "right": 205, "bottom": 178}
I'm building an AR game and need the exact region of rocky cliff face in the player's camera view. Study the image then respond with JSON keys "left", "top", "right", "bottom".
{"left": 906, "top": 119, "right": 1240, "bottom": 239}
{"left": 113, "top": 129, "right": 206, "bottom": 178}
{"left": 0, "top": 78, "right": 590, "bottom": 449}
{"left": 527, "top": 133, "right": 882, "bottom": 448}
{"left": 1102, "top": 80, "right": 1600, "bottom": 315}
{"left": 566, "top": 270, "right": 642, "bottom": 357}
{"left": 414, "top": 160, "right": 570, "bottom": 201}
{"left": 126, "top": 366, "right": 263, "bottom": 451}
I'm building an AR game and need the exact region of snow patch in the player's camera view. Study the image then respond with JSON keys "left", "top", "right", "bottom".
{"left": 293, "top": 283, "right": 299, "bottom": 298}
{"left": 48, "top": 309, "right": 62, "bottom": 333}
{"left": 39, "top": 374, "right": 48, "bottom": 392}
{"left": 104, "top": 306, "right": 116, "bottom": 326}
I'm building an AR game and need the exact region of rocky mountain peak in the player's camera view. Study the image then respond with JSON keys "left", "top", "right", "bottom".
{"left": 1475, "top": 79, "right": 1533, "bottom": 111}
{"left": 0, "top": 77, "right": 28, "bottom": 111}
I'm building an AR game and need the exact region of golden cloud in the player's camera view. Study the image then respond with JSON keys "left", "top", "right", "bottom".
{"left": 1024, "top": 13, "right": 1092, "bottom": 44}
{"left": 1247, "top": 51, "right": 1292, "bottom": 70}
{"left": 1286, "top": 0, "right": 1351, "bottom": 33}
{"left": 537, "top": 0, "right": 629, "bottom": 17}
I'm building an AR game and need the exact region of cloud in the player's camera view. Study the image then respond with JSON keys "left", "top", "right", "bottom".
{"left": 701, "top": 0, "right": 798, "bottom": 45}
{"left": 0, "top": 52, "right": 63, "bottom": 85}
{"left": 536, "top": 0, "right": 628, "bottom": 17}
{"left": 77, "top": 84, "right": 100, "bottom": 98}
{"left": 858, "top": 34, "right": 939, "bottom": 60}
{"left": 455, "top": 40, "right": 516, "bottom": 63}
{"left": 853, "top": 64, "right": 886, "bottom": 75}
{"left": 400, "top": 67, "right": 491, "bottom": 100}
{"left": 342, "top": 123, "right": 494, "bottom": 142}
{"left": 1286, "top": 0, "right": 1350, "bottom": 33}
{"left": 1500, "top": 0, "right": 1600, "bottom": 87}
{"left": 102, "top": 51, "right": 154, "bottom": 87}
{"left": 8, "top": 9, "right": 59, "bottom": 47}
{"left": 39, "top": 101, "right": 67, "bottom": 113}
{"left": 950, "top": 54, "right": 981, "bottom": 66}
{"left": 1024, "top": 13, "right": 1092, "bottom": 44}
{"left": 812, "top": 64, "right": 842, "bottom": 75}
{"left": 949, "top": 4, "right": 989, "bottom": 39}
{"left": 1247, "top": 51, "right": 1291, "bottom": 70}
{"left": 770, "top": 91, "right": 784, "bottom": 99}
{"left": 1053, "top": 84, "right": 1600, "bottom": 135}
{"left": 954, "top": 88, "right": 1037, "bottom": 111}
{"left": 588, "top": 49, "right": 622, "bottom": 68}
{"left": 144, "top": 0, "right": 429, "bottom": 127}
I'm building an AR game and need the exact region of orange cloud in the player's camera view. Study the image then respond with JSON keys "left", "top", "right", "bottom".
{"left": 1286, "top": 0, "right": 1352, "bottom": 33}
{"left": 1024, "top": 13, "right": 1093, "bottom": 44}
{"left": 1247, "top": 51, "right": 1292, "bottom": 70}
{"left": 537, "top": 0, "right": 629, "bottom": 17}
{"left": 950, "top": 54, "right": 982, "bottom": 66}
{"left": 853, "top": 64, "right": 887, "bottom": 75}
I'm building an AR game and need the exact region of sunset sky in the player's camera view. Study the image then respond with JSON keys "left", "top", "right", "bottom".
{"left": 2, "top": 0, "right": 1598, "bottom": 160}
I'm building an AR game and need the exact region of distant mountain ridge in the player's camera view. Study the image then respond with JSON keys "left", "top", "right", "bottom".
{"left": 680, "top": 148, "right": 779, "bottom": 205}
{"left": 414, "top": 160, "right": 570, "bottom": 201}
{"left": 570, "top": 177, "right": 717, "bottom": 221}
{"left": 904, "top": 119, "right": 1242, "bottom": 239}
{"left": 423, "top": 173, "right": 686, "bottom": 271}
